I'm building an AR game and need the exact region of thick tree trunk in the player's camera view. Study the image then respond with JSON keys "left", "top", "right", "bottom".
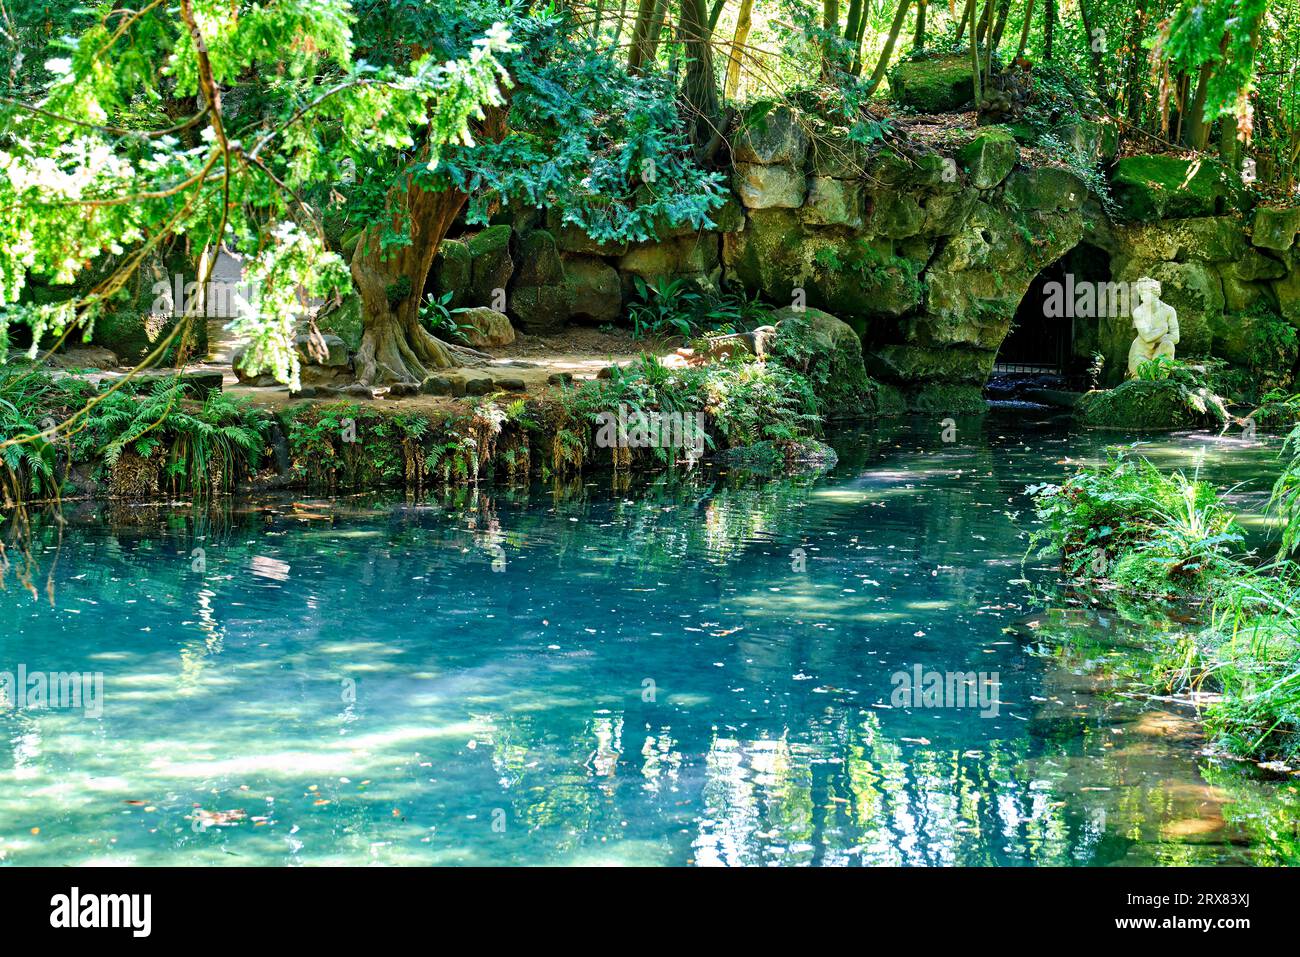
{"left": 913, "top": 0, "right": 927, "bottom": 51}
{"left": 1077, "top": 0, "right": 1105, "bottom": 93}
{"left": 351, "top": 107, "right": 509, "bottom": 386}
{"left": 850, "top": 3, "right": 870, "bottom": 75}
{"left": 956, "top": 0, "right": 971, "bottom": 43}
{"left": 1124, "top": 0, "right": 1147, "bottom": 125}
{"left": 1044, "top": 0, "right": 1056, "bottom": 61}
{"left": 628, "top": 0, "right": 664, "bottom": 73}
{"left": 351, "top": 185, "right": 466, "bottom": 385}
{"left": 1186, "top": 60, "right": 1213, "bottom": 148}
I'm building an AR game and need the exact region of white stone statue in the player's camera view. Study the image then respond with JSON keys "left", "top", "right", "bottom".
{"left": 1127, "top": 277, "right": 1179, "bottom": 377}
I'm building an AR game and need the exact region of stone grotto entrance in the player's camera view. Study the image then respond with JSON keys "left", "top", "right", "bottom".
{"left": 988, "top": 242, "right": 1114, "bottom": 401}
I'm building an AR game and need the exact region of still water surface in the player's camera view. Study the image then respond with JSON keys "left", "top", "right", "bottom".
{"left": 2, "top": 412, "right": 1297, "bottom": 865}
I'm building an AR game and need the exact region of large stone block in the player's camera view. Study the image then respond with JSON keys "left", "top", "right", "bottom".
{"left": 867, "top": 191, "right": 925, "bottom": 238}
{"left": 770, "top": 306, "right": 874, "bottom": 419}
{"left": 563, "top": 256, "right": 622, "bottom": 323}
{"left": 514, "top": 230, "right": 564, "bottom": 286}
{"left": 807, "top": 135, "right": 871, "bottom": 178}
{"left": 732, "top": 105, "right": 808, "bottom": 166}
{"left": 431, "top": 238, "right": 471, "bottom": 308}
{"left": 619, "top": 235, "right": 720, "bottom": 280}
{"left": 957, "top": 127, "right": 1018, "bottom": 190}
{"left": 1231, "top": 248, "right": 1288, "bottom": 282}
{"left": 1004, "top": 167, "right": 1086, "bottom": 211}
{"left": 465, "top": 224, "right": 515, "bottom": 310}
{"left": 888, "top": 54, "right": 974, "bottom": 112}
{"left": 802, "top": 177, "right": 864, "bottom": 228}
{"left": 733, "top": 163, "right": 807, "bottom": 209}
{"left": 1110, "top": 156, "right": 1226, "bottom": 222}
{"left": 508, "top": 285, "right": 571, "bottom": 335}
{"left": 1251, "top": 206, "right": 1300, "bottom": 252}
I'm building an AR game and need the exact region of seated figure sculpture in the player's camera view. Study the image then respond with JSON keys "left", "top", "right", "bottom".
{"left": 1127, "top": 277, "right": 1179, "bottom": 377}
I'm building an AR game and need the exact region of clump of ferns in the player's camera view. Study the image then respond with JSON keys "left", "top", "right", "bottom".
{"left": 0, "top": 370, "right": 66, "bottom": 506}
{"left": 87, "top": 380, "right": 270, "bottom": 497}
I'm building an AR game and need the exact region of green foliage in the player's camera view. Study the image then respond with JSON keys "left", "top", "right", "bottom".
{"left": 85, "top": 381, "right": 270, "bottom": 496}
{"left": 626, "top": 277, "right": 772, "bottom": 341}
{"left": 285, "top": 399, "right": 520, "bottom": 490}
{"left": 1241, "top": 303, "right": 1298, "bottom": 394}
{"left": 1027, "top": 448, "right": 1242, "bottom": 596}
{"left": 1129, "top": 356, "right": 1232, "bottom": 422}
{"left": 0, "top": 369, "right": 64, "bottom": 499}
{"left": 0, "top": 0, "right": 515, "bottom": 387}
{"left": 418, "top": 291, "right": 475, "bottom": 342}
{"left": 1028, "top": 447, "right": 1300, "bottom": 761}
{"left": 627, "top": 277, "right": 697, "bottom": 340}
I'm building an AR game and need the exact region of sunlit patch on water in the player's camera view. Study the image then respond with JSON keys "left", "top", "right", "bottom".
{"left": 1, "top": 414, "right": 1297, "bottom": 866}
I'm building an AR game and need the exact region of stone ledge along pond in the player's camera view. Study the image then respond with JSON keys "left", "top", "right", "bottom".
{"left": 2, "top": 412, "right": 1298, "bottom": 867}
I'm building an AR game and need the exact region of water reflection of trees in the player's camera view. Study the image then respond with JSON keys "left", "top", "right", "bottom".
{"left": 4, "top": 418, "right": 1296, "bottom": 865}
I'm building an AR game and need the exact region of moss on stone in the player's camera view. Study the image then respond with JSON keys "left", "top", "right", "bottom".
{"left": 1111, "top": 156, "right": 1226, "bottom": 222}
{"left": 905, "top": 383, "right": 988, "bottom": 415}
{"left": 1074, "top": 378, "right": 1217, "bottom": 430}
{"left": 957, "top": 127, "right": 1018, "bottom": 190}
{"left": 888, "top": 54, "right": 975, "bottom": 113}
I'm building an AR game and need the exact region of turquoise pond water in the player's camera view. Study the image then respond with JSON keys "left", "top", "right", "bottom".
{"left": 2, "top": 412, "right": 1299, "bottom": 866}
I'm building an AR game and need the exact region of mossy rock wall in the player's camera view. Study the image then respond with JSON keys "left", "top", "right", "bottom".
{"left": 417, "top": 100, "right": 1300, "bottom": 413}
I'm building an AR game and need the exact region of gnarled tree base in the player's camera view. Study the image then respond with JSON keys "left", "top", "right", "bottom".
{"left": 354, "top": 313, "right": 453, "bottom": 386}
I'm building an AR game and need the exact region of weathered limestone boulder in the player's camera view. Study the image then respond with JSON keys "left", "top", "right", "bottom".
{"left": 465, "top": 225, "right": 514, "bottom": 309}
{"left": 905, "top": 383, "right": 989, "bottom": 415}
{"left": 724, "top": 208, "right": 925, "bottom": 328}
{"left": 1111, "top": 156, "right": 1227, "bottom": 222}
{"left": 808, "top": 135, "right": 870, "bottom": 178}
{"left": 294, "top": 331, "right": 348, "bottom": 367}
{"left": 619, "top": 235, "right": 720, "bottom": 282}
{"left": 1275, "top": 264, "right": 1300, "bottom": 326}
{"left": 733, "top": 105, "right": 808, "bottom": 166}
{"left": 507, "top": 230, "right": 570, "bottom": 334}
{"left": 1051, "top": 118, "right": 1119, "bottom": 164}
{"left": 889, "top": 54, "right": 974, "bottom": 112}
{"left": 921, "top": 190, "right": 978, "bottom": 236}
{"left": 1220, "top": 274, "right": 1275, "bottom": 316}
{"left": 563, "top": 256, "right": 622, "bottom": 323}
{"left": 733, "top": 163, "right": 807, "bottom": 209}
{"left": 513, "top": 230, "right": 564, "bottom": 286}
{"left": 1075, "top": 378, "right": 1217, "bottom": 430}
{"left": 1231, "top": 248, "right": 1287, "bottom": 282}
{"left": 867, "top": 191, "right": 925, "bottom": 238}
{"left": 957, "top": 127, "right": 1018, "bottom": 190}
{"left": 547, "top": 209, "right": 630, "bottom": 257}
{"left": 458, "top": 306, "right": 516, "bottom": 348}
{"left": 1113, "top": 217, "right": 1247, "bottom": 264}
{"left": 508, "top": 285, "right": 571, "bottom": 335}
{"left": 431, "top": 239, "right": 471, "bottom": 308}
{"left": 771, "top": 306, "right": 903, "bottom": 418}
{"left": 1251, "top": 206, "right": 1300, "bottom": 252}
{"left": 802, "top": 177, "right": 864, "bottom": 228}
{"left": 868, "top": 345, "right": 995, "bottom": 386}
{"left": 316, "top": 294, "right": 363, "bottom": 351}
{"left": 1004, "top": 167, "right": 1086, "bottom": 211}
